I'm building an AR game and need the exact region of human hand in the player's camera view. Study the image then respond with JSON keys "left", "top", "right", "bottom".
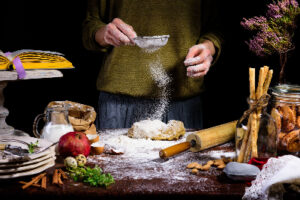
{"left": 184, "top": 40, "right": 215, "bottom": 78}
{"left": 95, "top": 18, "right": 137, "bottom": 47}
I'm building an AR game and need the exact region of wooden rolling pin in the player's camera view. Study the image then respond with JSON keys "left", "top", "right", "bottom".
{"left": 159, "top": 120, "right": 237, "bottom": 159}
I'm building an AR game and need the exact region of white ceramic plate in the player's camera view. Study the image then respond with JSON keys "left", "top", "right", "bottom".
{"left": 0, "top": 160, "right": 55, "bottom": 179}
{"left": 0, "top": 156, "right": 56, "bottom": 174}
{"left": 0, "top": 152, "right": 55, "bottom": 168}
{"left": 0, "top": 135, "right": 55, "bottom": 164}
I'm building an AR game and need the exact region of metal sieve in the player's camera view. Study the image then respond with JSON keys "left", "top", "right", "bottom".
{"left": 133, "top": 35, "right": 170, "bottom": 52}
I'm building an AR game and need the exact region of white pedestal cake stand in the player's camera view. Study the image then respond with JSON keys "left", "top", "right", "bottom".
{"left": 0, "top": 70, "right": 63, "bottom": 136}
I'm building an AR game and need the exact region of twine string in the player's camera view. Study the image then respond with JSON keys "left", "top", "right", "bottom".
{"left": 238, "top": 94, "right": 271, "bottom": 125}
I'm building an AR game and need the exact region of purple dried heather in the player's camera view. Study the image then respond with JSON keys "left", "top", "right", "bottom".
{"left": 267, "top": 4, "right": 282, "bottom": 18}
{"left": 278, "top": 0, "right": 290, "bottom": 11}
{"left": 247, "top": 35, "right": 265, "bottom": 57}
{"left": 241, "top": 16, "right": 267, "bottom": 30}
{"left": 241, "top": 0, "right": 300, "bottom": 83}
{"left": 291, "top": 0, "right": 299, "bottom": 7}
{"left": 278, "top": 0, "right": 299, "bottom": 11}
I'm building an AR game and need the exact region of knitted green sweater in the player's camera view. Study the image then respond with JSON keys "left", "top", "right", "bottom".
{"left": 82, "top": 0, "right": 223, "bottom": 99}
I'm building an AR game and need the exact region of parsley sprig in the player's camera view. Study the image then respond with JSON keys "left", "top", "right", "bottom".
{"left": 67, "top": 165, "right": 115, "bottom": 187}
{"left": 28, "top": 140, "right": 39, "bottom": 154}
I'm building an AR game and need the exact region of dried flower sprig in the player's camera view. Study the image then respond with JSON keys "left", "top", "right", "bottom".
{"left": 241, "top": 0, "right": 300, "bottom": 83}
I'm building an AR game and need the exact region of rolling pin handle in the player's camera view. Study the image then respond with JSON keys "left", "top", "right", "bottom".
{"left": 0, "top": 144, "right": 6, "bottom": 150}
{"left": 159, "top": 141, "right": 191, "bottom": 159}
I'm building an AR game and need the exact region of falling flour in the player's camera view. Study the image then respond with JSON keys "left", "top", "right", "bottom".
{"left": 132, "top": 35, "right": 173, "bottom": 121}
{"left": 148, "top": 59, "right": 171, "bottom": 120}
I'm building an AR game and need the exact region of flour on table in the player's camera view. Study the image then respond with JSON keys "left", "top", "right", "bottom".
{"left": 88, "top": 129, "right": 197, "bottom": 181}
{"left": 88, "top": 129, "right": 233, "bottom": 183}
{"left": 202, "top": 150, "right": 236, "bottom": 159}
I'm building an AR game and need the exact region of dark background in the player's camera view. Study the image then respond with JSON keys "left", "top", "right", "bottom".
{"left": 0, "top": 0, "right": 299, "bottom": 135}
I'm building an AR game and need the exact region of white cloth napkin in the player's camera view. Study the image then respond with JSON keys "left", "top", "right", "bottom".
{"left": 243, "top": 155, "right": 300, "bottom": 200}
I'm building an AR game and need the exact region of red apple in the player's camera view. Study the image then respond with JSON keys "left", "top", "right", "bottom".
{"left": 58, "top": 132, "right": 91, "bottom": 157}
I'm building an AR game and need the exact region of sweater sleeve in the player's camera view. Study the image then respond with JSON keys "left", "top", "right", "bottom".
{"left": 82, "top": 0, "right": 109, "bottom": 52}
{"left": 199, "top": 32, "right": 223, "bottom": 65}
{"left": 198, "top": 0, "right": 224, "bottom": 65}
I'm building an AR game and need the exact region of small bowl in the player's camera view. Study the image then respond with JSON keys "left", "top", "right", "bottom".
{"left": 91, "top": 142, "right": 105, "bottom": 155}
{"left": 86, "top": 134, "right": 99, "bottom": 144}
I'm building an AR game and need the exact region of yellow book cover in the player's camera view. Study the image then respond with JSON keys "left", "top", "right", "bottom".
{"left": 0, "top": 49, "right": 74, "bottom": 70}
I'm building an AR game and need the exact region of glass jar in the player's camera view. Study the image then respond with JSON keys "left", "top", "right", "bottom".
{"left": 33, "top": 103, "right": 74, "bottom": 143}
{"left": 271, "top": 84, "right": 300, "bottom": 156}
{"left": 236, "top": 97, "right": 277, "bottom": 163}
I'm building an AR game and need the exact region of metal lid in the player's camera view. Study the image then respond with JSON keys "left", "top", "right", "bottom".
{"left": 271, "top": 84, "right": 300, "bottom": 102}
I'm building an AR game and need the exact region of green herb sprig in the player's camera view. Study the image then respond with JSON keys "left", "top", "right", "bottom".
{"left": 67, "top": 165, "right": 115, "bottom": 187}
{"left": 28, "top": 140, "right": 39, "bottom": 154}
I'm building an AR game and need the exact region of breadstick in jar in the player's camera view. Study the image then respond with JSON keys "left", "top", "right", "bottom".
{"left": 249, "top": 68, "right": 256, "bottom": 99}
{"left": 252, "top": 67, "right": 268, "bottom": 158}
{"left": 256, "top": 66, "right": 268, "bottom": 99}
{"left": 263, "top": 69, "right": 273, "bottom": 94}
{"left": 237, "top": 68, "right": 255, "bottom": 163}
{"left": 251, "top": 112, "right": 258, "bottom": 158}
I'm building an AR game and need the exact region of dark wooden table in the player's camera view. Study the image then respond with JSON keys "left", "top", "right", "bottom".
{"left": 0, "top": 142, "right": 247, "bottom": 200}
{"left": 0, "top": 139, "right": 298, "bottom": 200}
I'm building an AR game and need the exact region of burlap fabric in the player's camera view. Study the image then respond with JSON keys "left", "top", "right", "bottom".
{"left": 47, "top": 101, "right": 96, "bottom": 132}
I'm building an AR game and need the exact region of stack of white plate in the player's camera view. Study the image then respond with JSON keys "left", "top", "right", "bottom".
{"left": 0, "top": 136, "right": 56, "bottom": 179}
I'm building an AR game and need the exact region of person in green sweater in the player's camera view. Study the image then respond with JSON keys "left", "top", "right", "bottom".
{"left": 83, "top": 0, "right": 223, "bottom": 129}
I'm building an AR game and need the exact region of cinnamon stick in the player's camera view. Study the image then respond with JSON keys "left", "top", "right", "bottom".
{"left": 58, "top": 168, "right": 68, "bottom": 180}
{"left": 41, "top": 176, "right": 47, "bottom": 189}
{"left": 58, "top": 172, "right": 63, "bottom": 185}
{"left": 19, "top": 181, "right": 41, "bottom": 188}
{"left": 22, "top": 173, "right": 46, "bottom": 189}
{"left": 52, "top": 169, "right": 59, "bottom": 184}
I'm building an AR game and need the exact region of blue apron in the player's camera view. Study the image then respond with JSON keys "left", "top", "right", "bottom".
{"left": 96, "top": 91, "right": 203, "bottom": 129}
